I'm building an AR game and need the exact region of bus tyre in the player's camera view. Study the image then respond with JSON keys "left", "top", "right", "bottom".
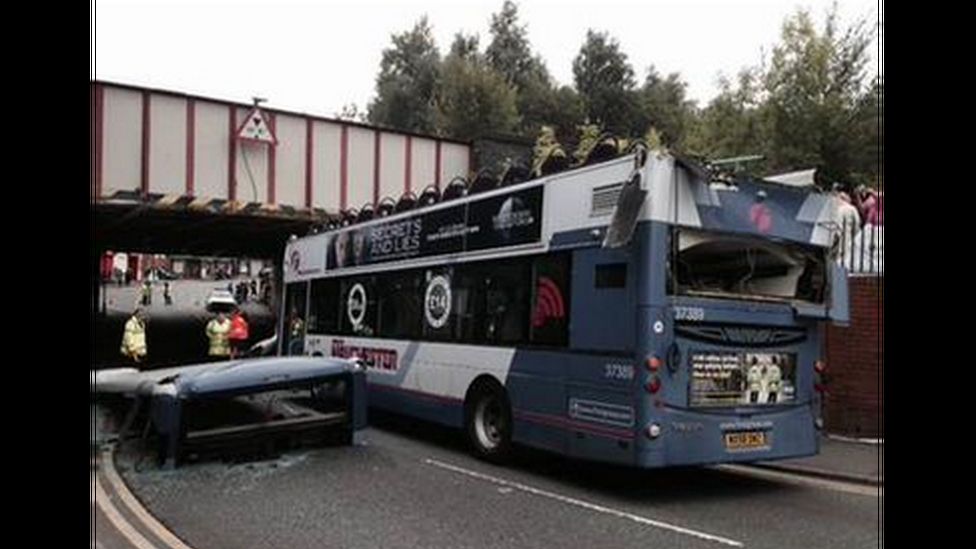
{"left": 465, "top": 383, "right": 513, "bottom": 463}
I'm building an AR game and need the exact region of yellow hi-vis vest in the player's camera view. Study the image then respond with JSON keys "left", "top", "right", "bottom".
{"left": 206, "top": 318, "right": 231, "bottom": 356}
{"left": 120, "top": 316, "right": 147, "bottom": 358}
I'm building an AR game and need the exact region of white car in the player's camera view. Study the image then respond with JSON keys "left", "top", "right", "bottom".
{"left": 206, "top": 289, "right": 237, "bottom": 313}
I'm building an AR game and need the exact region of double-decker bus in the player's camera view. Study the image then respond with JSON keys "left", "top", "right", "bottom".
{"left": 279, "top": 149, "right": 849, "bottom": 467}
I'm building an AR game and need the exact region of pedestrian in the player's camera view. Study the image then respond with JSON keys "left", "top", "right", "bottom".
{"left": 141, "top": 280, "right": 153, "bottom": 306}
{"left": 206, "top": 311, "right": 232, "bottom": 360}
{"left": 287, "top": 308, "right": 305, "bottom": 355}
{"left": 834, "top": 189, "right": 861, "bottom": 262}
{"left": 250, "top": 279, "right": 257, "bottom": 302}
{"left": 856, "top": 185, "right": 883, "bottom": 227}
{"left": 120, "top": 308, "right": 147, "bottom": 364}
{"left": 228, "top": 309, "right": 250, "bottom": 359}
{"left": 163, "top": 281, "right": 173, "bottom": 306}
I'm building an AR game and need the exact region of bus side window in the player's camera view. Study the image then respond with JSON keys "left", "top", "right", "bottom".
{"left": 309, "top": 279, "right": 339, "bottom": 334}
{"left": 378, "top": 271, "right": 423, "bottom": 339}
{"left": 339, "top": 277, "right": 377, "bottom": 337}
{"left": 482, "top": 261, "right": 530, "bottom": 344}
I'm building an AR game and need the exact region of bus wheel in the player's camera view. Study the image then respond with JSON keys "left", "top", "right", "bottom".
{"left": 465, "top": 382, "right": 513, "bottom": 462}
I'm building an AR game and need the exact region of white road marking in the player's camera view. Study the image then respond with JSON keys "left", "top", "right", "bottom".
{"left": 424, "top": 458, "right": 744, "bottom": 547}
{"left": 716, "top": 465, "right": 882, "bottom": 498}
{"left": 94, "top": 475, "right": 159, "bottom": 549}
{"left": 100, "top": 447, "right": 196, "bottom": 549}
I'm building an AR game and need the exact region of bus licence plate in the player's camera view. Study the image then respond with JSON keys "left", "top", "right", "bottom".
{"left": 724, "top": 431, "right": 768, "bottom": 450}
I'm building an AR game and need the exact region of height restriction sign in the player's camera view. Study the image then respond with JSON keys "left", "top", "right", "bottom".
{"left": 236, "top": 106, "right": 278, "bottom": 145}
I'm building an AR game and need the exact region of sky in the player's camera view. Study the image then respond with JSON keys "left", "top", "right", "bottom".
{"left": 92, "top": 0, "right": 881, "bottom": 119}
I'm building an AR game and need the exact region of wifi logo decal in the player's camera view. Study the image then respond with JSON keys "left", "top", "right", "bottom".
{"left": 533, "top": 277, "right": 566, "bottom": 328}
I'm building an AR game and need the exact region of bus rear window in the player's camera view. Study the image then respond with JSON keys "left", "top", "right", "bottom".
{"left": 674, "top": 230, "right": 826, "bottom": 304}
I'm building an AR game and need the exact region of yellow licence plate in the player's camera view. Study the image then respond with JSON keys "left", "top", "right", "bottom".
{"left": 725, "top": 431, "right": 768, "bottom": 450}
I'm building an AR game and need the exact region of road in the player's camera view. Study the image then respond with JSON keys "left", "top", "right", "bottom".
{"left": 102, "top": 413, "right": 882, "bottom": 549}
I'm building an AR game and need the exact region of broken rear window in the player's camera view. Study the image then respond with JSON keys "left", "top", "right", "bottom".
{"left": 673, "top": 229, "right": 826, "bottom": 304}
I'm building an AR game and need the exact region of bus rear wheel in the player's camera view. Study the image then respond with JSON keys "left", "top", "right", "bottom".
{"left": 465, "top": 382, "right": 513, "bottom": 463}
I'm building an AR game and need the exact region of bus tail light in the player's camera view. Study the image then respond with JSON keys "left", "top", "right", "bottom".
{"left": 645, "top": 377, "right": 661, "bottom": 394}
{"left": 646, "top": 356, "right": 662, "bottom": 371}
{"left": 814, "top": 360, "right": 827, "bottom": 374}
{"left": 815, "top": 383, "right": 828, "bottom": 394}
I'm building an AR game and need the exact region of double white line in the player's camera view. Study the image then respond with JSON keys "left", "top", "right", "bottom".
{"left": 92, "top": 447, "right": 194, "bottom": 549}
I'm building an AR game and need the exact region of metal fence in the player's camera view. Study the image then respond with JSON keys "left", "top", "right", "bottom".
{"left": 834, "top": 219, "right": 884, "bottom": 274}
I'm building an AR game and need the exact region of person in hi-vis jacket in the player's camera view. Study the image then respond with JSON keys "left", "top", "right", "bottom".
{"left": 120, "top": 308, "right": 147, "bottom": 363}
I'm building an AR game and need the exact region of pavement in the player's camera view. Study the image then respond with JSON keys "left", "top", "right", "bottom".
{"left": 750, "top": 434, "right": 883, "bottom": 486}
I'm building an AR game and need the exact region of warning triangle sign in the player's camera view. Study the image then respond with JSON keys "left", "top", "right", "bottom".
{"left": 236, "top": 107, "right": 278, "bottom": 145}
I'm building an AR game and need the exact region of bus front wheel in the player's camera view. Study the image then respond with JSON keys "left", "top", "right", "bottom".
{"left": 465, "top": 381, "right": 513, "bottom": 463}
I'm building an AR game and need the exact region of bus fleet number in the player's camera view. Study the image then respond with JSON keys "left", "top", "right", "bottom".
{"left": 605, "top": 363, "right": 635, "bottom": 381}
{"left": 674, "top": 306, "right": 705, "bottom": 321}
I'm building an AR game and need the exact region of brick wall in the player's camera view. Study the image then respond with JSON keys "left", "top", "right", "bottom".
{"left": 823, "top": 275, "right": 884, "bottom": 437}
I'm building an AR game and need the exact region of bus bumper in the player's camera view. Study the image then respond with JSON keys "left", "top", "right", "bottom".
{"left": 636, "top": 405, "right": 819, "bottom": 468}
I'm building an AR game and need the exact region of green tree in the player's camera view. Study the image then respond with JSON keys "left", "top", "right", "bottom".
{"left": 687, "top": 68, "right": 766, "bottom": 162}
{"left": 435, "top": 33, "right": 520, "bottom": 141}
{"left": 572, "top": 30, "right": 642, "bottom": 135}
{"left": 486, "top": 1, "right": 558, "bottom": 137}
{"left": 689, "top": 6, "right": 878, "bottom": 185}
{"left": 761, "top": 7, "right": 877, "bottom": 183}
{"left": 638, "top": 66, "right": 697, "bottom": 149}
{"left": 852, "top": 76, "right": 882, "bottom": 187}
{"left": 368, "top": 17, "right": 442, "bottom": 134}
{"left": 544, "top": 86, "right": 586, "bottom": 145}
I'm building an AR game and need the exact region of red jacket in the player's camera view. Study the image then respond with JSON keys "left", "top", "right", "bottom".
{"left": 229, "top": 314, "right": 249, "bottom": 341}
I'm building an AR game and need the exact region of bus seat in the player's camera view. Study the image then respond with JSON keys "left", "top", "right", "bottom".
{"left": 500, "top": 164, "right": 530, "bottom": 186}
{"left": 468, "top": 170, "right": 498, "bottom": 195}
{"left": 376, "top": 197, "right": 396, "bottom": 217}
{"left": 418, "top": 185, "right": 440, "bottom": 207}
{"left": 357, "top": 204, "right": 375, "bottom": 223}
{"left": 442, "top": 177, "right": 468, "bottom": 201}
{"left": 395, "top": 191, "right": 417, "bottom": 213}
